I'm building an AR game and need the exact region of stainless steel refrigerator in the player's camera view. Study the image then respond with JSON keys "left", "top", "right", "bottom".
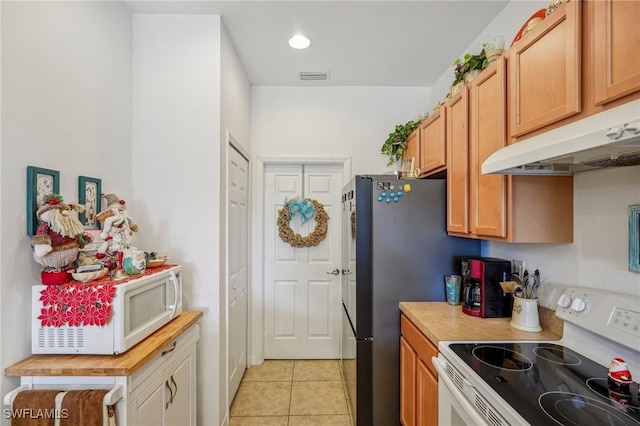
{"left": 340, "top": 175, "right": 481, "bottom": 425}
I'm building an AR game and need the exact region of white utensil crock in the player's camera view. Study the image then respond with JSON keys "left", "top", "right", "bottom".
{"left": 510, "top": 296, "right": 542, "bottom": 332}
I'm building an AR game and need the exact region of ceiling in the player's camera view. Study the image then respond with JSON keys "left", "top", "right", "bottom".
{"left": 124, "top": 1, "right": 510, "bottom": 87}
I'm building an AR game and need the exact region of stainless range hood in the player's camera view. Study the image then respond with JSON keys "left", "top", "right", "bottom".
{"left": 482, "top": 100, "right": 640, "bottom": 175}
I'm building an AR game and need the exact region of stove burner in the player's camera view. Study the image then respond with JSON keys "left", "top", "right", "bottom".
{"left": 539, "top": 392, "right": 640, "bottom": 426}
{"left": 586, "top": 378, "right": 640, "bottom": 411}
{"left": 471, "top": 345, "right": 533, "bottom": 371}
{"left": 534, "top": 344, "right": 581, "bottom": 365}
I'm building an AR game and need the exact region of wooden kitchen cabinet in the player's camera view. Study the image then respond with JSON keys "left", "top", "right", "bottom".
{"left": 4, "top": 312, "right": 202, "bottom": 426}
{"left": 403, "top": 128, "right": 420, "bottom": 171}
{"left": 507, "top": 0, "right": 640, "bottom": 141}
{"left": 400, "top": 336, "right": 417, "bottom": 426}
{"left": 403, "top": 109, "right": 447, "bottom": 178}
{"left": 469, "top": 59, "right": 508, "bottom": 238}
{"left": 509, "top": 0, "right": 581, "bottom": 138}
{"left": 419, "top": 107, "right": 447, "bottom": 176}
{"left": 130, "top": 338, "right": 196, "bottom": 426}
{"left": 447, "top": 59, "right": 574, "bottom": 242}
{"left": 593, "top": 0, "right": 640, "bottom": 105}
{"left": 445, "top": 88, "right": 470, "bottom": 235}
{"left": 400, "top": 314, "right": 438, "bottom": 426}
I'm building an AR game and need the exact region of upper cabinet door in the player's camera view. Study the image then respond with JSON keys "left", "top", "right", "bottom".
{"left": 446, "top": 88, "right": 469, "bottom": 235}
{"left": 509, "top": 0, "right": 581, "bottom": 138}
{"left": 403, "top": 129, "right": 420, "bottom": 171}
{"left": 419, "top": 107, "right": 446, "bottom": 176}
{"left": 469, "top": 59, "right": 507, "bottom": 238}
{"left": 593, "top": 0, "right": 640, "bottom": 105}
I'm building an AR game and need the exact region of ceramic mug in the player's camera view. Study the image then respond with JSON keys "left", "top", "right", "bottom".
{"left": 122, "top": 249, "right": 147, "bottom": 275}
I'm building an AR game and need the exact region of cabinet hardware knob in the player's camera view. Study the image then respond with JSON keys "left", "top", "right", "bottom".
{"left": 170, "top": 375, "right": 178, "bottom": 404}
{"left": 162, "top": 341, "right": 177, "bottom": 357}
{"left": 165, "top": 380, "right": 174, "bottom": 410}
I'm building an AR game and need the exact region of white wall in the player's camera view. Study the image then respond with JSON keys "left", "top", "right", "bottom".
{"left": 131, "top": 14, "right": 225, "bottom": 426}
{"left": 430, "top": 0, "right": 640, "bottom": 303}
{"left": 487, "top": 166, "right": 640, "bottom": 305}
{"left": 219, "top": 23, "right": 252, "bottom": 426}
{"left": 430, "top": 0, "right": 547, "bottom": 109}
{"left": 0, "top": 3, "right": 132, "bottom": 421}
{"left": 251, "top": 86, "right": 430, "bottom": 175}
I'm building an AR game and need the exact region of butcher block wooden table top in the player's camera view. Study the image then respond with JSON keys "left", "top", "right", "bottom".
{"left": 5, "top": 310, "right": 203, "bottom": 377}
{"left": 399, "top": 302, "right": 561, "bottom": 346}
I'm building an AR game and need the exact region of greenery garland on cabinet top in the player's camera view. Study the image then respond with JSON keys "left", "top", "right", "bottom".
{"left": 381, "top": 119, "right": 421, "bottom": 166}
{"left": 452, "top": 47, "right": 489, "bottom": 86}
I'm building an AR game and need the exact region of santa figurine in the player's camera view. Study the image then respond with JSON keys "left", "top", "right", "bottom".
{"left": 95, "top": 193, "right": 138, "bottom": 264}
{"left": 31, "top": 194, "right": 87, "bottom": 284}
{"left": 608, "top": 358, "right": 633, "bottom": 388}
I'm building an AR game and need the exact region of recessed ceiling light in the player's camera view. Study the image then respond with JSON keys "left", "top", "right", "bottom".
{"left": 289, "top": 34, "right": 311, "bottom": 50}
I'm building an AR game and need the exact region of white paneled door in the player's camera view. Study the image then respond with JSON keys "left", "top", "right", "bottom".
{"left": 228, "top": 146, "right": 249, "bottom": 399}
{"left": 264, "top": 164, "right": 343, "bottom": 358}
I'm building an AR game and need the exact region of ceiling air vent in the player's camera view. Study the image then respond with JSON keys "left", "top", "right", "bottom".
{"left": 299, "top": 70, "right": 330, "bottom": 81}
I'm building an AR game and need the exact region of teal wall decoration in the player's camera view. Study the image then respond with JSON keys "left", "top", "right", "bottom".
{"left": 26, "top": 166, "right": 60, "bottom": 236}
{"left": 78, "top": 176, "right": 102, "bottom": 229}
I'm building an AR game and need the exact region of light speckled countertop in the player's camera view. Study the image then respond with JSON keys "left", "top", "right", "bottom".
{"left": 399, "top": 302, "right": 562, "bottom": 346}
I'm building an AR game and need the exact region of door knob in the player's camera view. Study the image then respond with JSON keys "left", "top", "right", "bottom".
{"left": 326, "top": 268, "right": 340, "bottom": 275}
{"left": 342, "top": 269, "right": 352, "bottom": 275}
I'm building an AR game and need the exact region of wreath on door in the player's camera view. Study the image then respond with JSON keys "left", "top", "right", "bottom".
{"left": 277, "top": 197, "right": 329, "bottom": 248}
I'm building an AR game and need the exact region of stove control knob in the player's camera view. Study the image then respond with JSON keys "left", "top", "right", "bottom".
{"left": 557, "top": 294, "right": 572, "bottom": 308}
{"left": 570, "top": 297, "right": 586, "bottom": 312}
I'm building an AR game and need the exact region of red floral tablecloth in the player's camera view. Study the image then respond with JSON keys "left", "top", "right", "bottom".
{"left": 37, "top": 264, "right": 176, "bottom": 327}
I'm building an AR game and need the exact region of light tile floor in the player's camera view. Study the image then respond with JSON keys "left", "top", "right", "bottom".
{"left": 230, "top": 360, "right": 351, "bottom": 426}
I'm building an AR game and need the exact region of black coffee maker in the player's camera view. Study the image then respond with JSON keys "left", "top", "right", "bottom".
{"left": 461, "top": 257, "right": 512, "bottom": 318}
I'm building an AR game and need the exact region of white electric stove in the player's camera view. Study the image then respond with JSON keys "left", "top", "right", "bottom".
{"left": 433, "top": 287, "right": 640, "bottom": 426}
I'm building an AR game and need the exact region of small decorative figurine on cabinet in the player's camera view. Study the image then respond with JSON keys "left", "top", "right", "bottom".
{"left": 31, "top": 194, "right": 87, "bottom": 284}
{"left": 95, "top": 193, "right": 139, "bottom": 265}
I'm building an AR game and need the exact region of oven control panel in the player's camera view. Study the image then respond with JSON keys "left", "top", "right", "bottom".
{"left": 556, "top": 287, "right": 640, "bottom": 352}
{"left": 610, "top": 307, "right": 640, "bottom": 337}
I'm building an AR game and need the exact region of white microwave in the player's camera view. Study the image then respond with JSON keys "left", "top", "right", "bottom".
{"left": 31, "top": 265, "right": 183, "bottom": 355}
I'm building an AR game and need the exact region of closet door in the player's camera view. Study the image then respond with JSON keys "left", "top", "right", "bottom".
{"left": 228, "top": 146, "right": 249, "bottom": 399}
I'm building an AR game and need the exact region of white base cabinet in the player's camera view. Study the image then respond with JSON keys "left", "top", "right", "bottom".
{"left": 9, "top": 323, "right": 199, "bottom": 426}
{"left": 129, "top": 336, "right": 196, "bottom": 426}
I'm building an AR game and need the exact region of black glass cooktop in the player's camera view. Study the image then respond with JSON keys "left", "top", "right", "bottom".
{"left": 450, "top": 342, "right": 640, "bottom": 426}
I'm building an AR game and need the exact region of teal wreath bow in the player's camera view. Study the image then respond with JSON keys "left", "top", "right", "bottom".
{"left": 286, "top": 197, "right": 316, "bottom": 224}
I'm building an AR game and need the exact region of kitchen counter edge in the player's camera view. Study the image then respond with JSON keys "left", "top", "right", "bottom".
{"left": 399, "top": 302, "right": 561, "bottom": 346}
{"left": 4, "top": 310, "right": 204, "bottom": 377}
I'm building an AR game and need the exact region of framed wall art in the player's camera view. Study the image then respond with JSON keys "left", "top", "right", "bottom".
{"left": 630, "top": 204, "right": 640, "bottom": 274}
{"left": 78, "top": 176, "right": 102, "bottom": 229}
{"left": 26, "top": 166, "right": 60, "bottom": 236}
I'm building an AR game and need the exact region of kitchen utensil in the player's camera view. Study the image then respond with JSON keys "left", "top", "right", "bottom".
{"left": 530, "top": 269, "right": 541, "bottom": 299}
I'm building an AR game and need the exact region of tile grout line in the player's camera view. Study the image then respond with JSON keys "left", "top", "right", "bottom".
{"left": 287, "top": 360, "right": 295, "bottom": 425}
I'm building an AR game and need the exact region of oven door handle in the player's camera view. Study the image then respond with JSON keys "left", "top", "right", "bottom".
{"left": 432, "top": 356, "right": 489, "bottom": 426}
